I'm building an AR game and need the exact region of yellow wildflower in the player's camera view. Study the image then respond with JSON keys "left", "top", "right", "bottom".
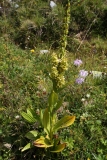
{"left": 30, "top": 49, "right": 35, "bottom": 53}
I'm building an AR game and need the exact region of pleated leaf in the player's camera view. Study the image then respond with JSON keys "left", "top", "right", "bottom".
{"left": 21, "top": 111, "right": 36, "bottom": 123}
{"left": 51, "top": 143, "right": 66, "bottom": 152}
{"left": 42, "top": 108, "right": 50, "bottom": 134}
{"left": 25, "top": 130, "right": 38, "bottom": 140}
{"left": 53, "top": 115, "right": 75, "bottom": 131}
{"left": 48, "top": 91, "right": 58, "bottom": 110}
{"left": 27, "top": 108, "right": 40, "bottom": 122}
{"left": 27, "top": 108, "right": 33, "bottom": 116}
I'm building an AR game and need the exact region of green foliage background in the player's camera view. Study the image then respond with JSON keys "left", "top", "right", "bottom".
{"left": 1, "top": 0, "right": 107, "bottom": 49}
{"left": 0, "top": 0, "right": 107, "bottom": 159}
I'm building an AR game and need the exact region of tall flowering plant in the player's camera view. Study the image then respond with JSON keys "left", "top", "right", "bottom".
{"left": 21, "top": 0, "right": 75, "bottom": 153}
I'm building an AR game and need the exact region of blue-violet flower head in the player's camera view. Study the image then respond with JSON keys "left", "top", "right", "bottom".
{"left": 79, "top": 70, "right": 88, "bottom": 78}
{"left": 74, "top": 59, "right": 83, "bottom": 67}
{"left": 75, "top": 77, "right": 85, "bottom": 84}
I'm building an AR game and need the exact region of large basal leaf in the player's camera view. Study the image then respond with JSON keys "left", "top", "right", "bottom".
{"left": 53, "top": 115, "right": 75, "bottom": 131}
{"left": 42, "top": 108, "right": 50, "bottom": 134}
{"left": 21, "top": 143, "right": 31, "bottom": 152}
{"left": 21, "top": 111, "right": 36, "bottom": 123}
{"left": 25, "top": 130, "right": 38, "bottom": 140}
{"left": 51, "top": 143, "right": 66, "bottom": 152}
{"left": 34, "top": 136, "right": 53, "bottom": 148}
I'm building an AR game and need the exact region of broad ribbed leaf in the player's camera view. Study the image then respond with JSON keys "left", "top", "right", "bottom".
{"left": 42, "top": 108, "right": 50, "bottom": 134}
{"left": 51, "top": 143, "right": 66, "bottom": 152}
{"left": 53, "top": 115, "right": 75, "bottom": 131}
{"left": 40, "top": 109, "right": 44, "bottom": 125}
{"left": 27, "top": 108, "right": 41, "bottom": 122}
{"left": 27, "top": 108, "right": 33, "bottom": 116}
{"left": 48, "top": 91, "right": 58, "bottom": 110}
{"left": 34, "top": 136, "right": 53, "bottom": 148}
{"left": 21, "top": 143, "right": 31, "bottom": 152}
{"left": 21, "top": 111, "right": 36, "bottom": 123}
{"left": 25, "top": 130, "right": 38, "bottom": 140}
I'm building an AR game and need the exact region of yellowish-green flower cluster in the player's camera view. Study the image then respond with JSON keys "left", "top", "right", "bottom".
{"left": 50, "top": 52, "right": 68, "bottom": 91}
{"left": 50, "top": 0, "right": 70, "bottom": 92}
{"left": 56, "top": 75, "right": 65, "bottom": 88}
{"left": 58, "top": 58, "right": 68, "bottom": 73}
{"left": 51, "top": 52, "right": 59, "bottom": 66}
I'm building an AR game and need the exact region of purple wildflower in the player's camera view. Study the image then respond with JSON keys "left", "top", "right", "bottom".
{"left": 79, "top": 70, "right": 88, "bottom": 78}
{"left": 75, "top": 77, "right": 85, "bottom": 84}
{"left": 74, "top": 59, "right": 83, "bottom": 67}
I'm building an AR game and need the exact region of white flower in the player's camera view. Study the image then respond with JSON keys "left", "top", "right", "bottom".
{"left": 86, "top": 94, "right": 90, "bottom": 98}
{"left": 91, "top": 71, "right": 106, "bottom": 79}
{"left": 50, "top": 1, "right": 57, "bottom": 8}
{"left": 81, "top": 98, "right": 86, "bottom": 102}
{"left": 4, "top": 143, "right": 12, "bottom": 149}
{"left": 15, "top": 115, "right": 20, "bottom": 119}
{"left": 40, "top": 50, "right": 49, "bottom": 54}
{"left": 14, "top": 4, "right": 19, "bottom": 8}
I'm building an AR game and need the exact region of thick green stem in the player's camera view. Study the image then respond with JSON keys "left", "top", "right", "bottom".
{"left": 60, "top": 0, "right": 70, "bottom": 58}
